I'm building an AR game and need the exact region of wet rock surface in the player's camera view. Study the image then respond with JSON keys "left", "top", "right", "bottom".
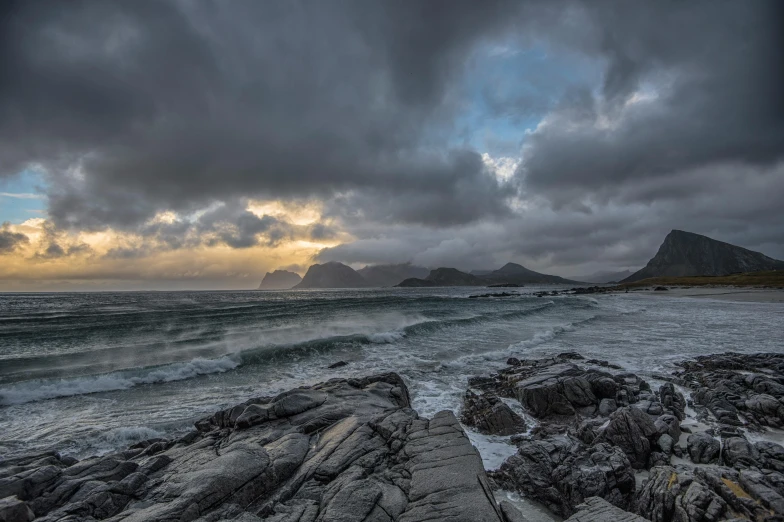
{"left": 675, "top": 352, "right": 784, "bottom": 429}
{"left": 472, "top": 352, "right": 784, "bottom": 521}
{"left": 565, "top": 496, "right": 649, "bottom": 521}
{"left": 0, "top": 374, "right": 503, "bottom": 522}
{"left": 490, "top": 439, "right": 636, "bottom": 517}
{"left": 3, "top": 352, "right": 784, "bottom": 522}
{"left": 460, "top": 390, "right": 526, "bottom": 436}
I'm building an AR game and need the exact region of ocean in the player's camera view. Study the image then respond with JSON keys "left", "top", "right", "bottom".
{"left": 2, "top": 287, "right": 783, "bottom": 468}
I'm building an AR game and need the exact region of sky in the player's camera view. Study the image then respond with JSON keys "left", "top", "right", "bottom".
{"left": 1, "top": 0, "right": 783, "bottom": 291}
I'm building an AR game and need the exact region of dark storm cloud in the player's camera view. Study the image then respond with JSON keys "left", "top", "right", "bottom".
{"left": 518, "top": 1, "right": 784, "bottom": 200}
{"left": 0, "top": 223, "right": 29, "bottom": 253}
{"left": 324, "top": 150, "right": 515, "bottom": 226}
{"left": 3, "top": 0, "right": 783, "bottom": 277}
{"left": 0, "top": 0, "right": 523, "bottom": 230}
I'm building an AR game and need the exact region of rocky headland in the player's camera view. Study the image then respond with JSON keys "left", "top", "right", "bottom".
{"left": 2, "top": 353, "right": 783, "bottom": 522}
{"left": 293, "top": 262, "right": 370, "bottom": 289}
{"left": 258, "top": 271, "right": 302, "bottom": 290}
{"left": 622, "top": 230, "right": 784, "bottom": 283}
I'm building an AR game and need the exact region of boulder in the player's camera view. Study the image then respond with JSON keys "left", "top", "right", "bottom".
{"left": 460, "top": 390, "right": 527, "bottom": 436}
{"left": 0, "top": 497, "right": 35, "bottom": 522}
{"left": 722, "top": 437, "right": 761, "bottom": 469}
{"left": 598, "top": 398, "right": 617, "bottom": 416}
{"left": 687, "top": 432, "right": 720, "bottom": 464}
{"left": 491, "top": 439, "right": 635, "bottom": 518}
{"left": 756, "top": 441, "right": 784, "bottom": 472}
{"left": 658, "top": 383, "right": 686, "bottom": 419}
{"left": 653, "top": 414, "right": 681, "bottom": 442}
{"left": 593, "top": 407, "right": 658, "bottom": 469}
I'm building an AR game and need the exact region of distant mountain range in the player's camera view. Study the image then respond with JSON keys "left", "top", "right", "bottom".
{"left": 257, "top": 230, "right": 784, "bottom": 289}
{"left": 259, "top": 260, "right": 579, "bottom": 289}
{"left": 396, "top": 267, "right": 484, "bottom": 287}
{"left": 396, "top": 262, "right": 580, "bottom": 287}
{"left": 622, "top": 230, "right": 784, "bottom": 283}
{"left": 258, "top": 270, "right": 302, "bottom": 289}
{"left": 357, "top": 263, "right": 429, "bottom": 287}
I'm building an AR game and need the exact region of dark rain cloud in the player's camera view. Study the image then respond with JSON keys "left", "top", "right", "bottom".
{"left": 0, "top": 0, "right": 524, "bottom": 230}
{"left": 517, "top": 1, "right": 784, "bottom": 201}
{"left": 1, "top": 0, "right": 783, "bottom": 274}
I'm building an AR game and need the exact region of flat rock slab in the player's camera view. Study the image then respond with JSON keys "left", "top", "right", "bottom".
{"left": 0, "top": 373, "right": 504, "bottom": 522}
{"left": 566, "top": 497, "right": 650, "bottom": 522}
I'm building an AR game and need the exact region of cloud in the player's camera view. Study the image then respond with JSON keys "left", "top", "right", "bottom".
{"left": 0, "top": 192, "right": 44, "bottom": 199}
{"left": 516, "top": 1, "right": 784, "bottom": 203}
{"left": 1, "top": 0, "right": 525, "bottom": 232}
{"left": 0, "top": 222, "right": 29, "bottom": 253}
{"left": 1, "top": 1, "right": 783, "bottom": 288}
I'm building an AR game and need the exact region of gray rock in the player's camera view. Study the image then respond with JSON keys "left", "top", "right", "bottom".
{"left": 675, "top": 353, "right": 784, "bottom": 429}
{"left": 0, "top": 374, "right": 501, "bottom": 522}
{"left": 658, "top": 383, "right": 686, "bottom": 420}
{"left": 755, "top": 440, "right": 784, "bottom": 472}
{"left": 498, "top": 500, "right": 528, "bottom": 522}
{"left": 739, "top": 469, "right": 784, "bottom": 514}
{"left": 565, "top": 496, "right": 648, "bottom": 521}
{"left": 633, "top": 465, "right": 781, "bottom": 521}
{"left": 514, "top": 364, "right": 582, "bottom": 418}
{"left": 0, "top": 497, "right": 35, "bottom": 522}
{"left": 687, "top": 432, "right": 720, "bottom": 464}
{"left": 491, "top": 439, "right": 635, "bottom": 518}
{"left": 657, "top": 434, "right": 674, "bottom": 456}
{"left": 653, "top": 414, "right": 681, "bottom": 442}
{"left": 593, "top": 407, "right": 658, "bottom": 469}
{"left": 461, "top": 390, "right": 526, "bottom": 436}
{"left": 598, "top": 398, "right": 617, "bottom": 416}
{"left": 723, "top": 437, "right": 761, "bottom": 469}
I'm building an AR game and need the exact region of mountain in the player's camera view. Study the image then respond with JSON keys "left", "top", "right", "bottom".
{"left": 258, "top": 270, "right": 302, "bottom": 289}
{"left": 396, "top": 267, "right": 483, "bottom": 287}
{"left": 622, "top": 230, "right": 784, "bottom": 283}
{"left": 357, "top": 263, "right": 429, "bottom": 287}
{"left": 570, "top": 269, "right": 635, "bottom": 284}
{"left": 426, "top": 267, "right": 484, "bottom": 286}
{"left": 469, "top": 269, "right": 493, "bottom": 276}
{"left": 293, "top": 262, "right": 370, "bottom": 289}
{"left": 484, "top": 263, "right": 582, "bottom": 285}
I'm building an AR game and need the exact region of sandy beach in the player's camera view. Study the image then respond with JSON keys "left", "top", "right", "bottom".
{"left": 635, "top": 286, "right": 784, "bottom": 303}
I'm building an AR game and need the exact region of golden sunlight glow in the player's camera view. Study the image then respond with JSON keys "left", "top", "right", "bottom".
{"left": 0, "top": 203, "right": 351, "bottom": 291}
{"left": 247, "top": 200, "right": 323, "bottom": 226}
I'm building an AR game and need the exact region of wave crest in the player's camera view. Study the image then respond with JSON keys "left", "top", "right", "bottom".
{"left": 0, "top": 356, "right": 239, "bottom": 406}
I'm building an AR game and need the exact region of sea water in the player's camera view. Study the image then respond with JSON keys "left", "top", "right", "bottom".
{"left": 1, "top": 287, "right": 782, "bottom": 468}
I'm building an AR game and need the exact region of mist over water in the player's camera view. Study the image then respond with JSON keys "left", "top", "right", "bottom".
{"left": 1, "top": 288, "right": 782, "bottom": 463}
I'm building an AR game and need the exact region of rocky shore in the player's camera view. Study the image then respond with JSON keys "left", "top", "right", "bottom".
{"left": 2, "top": 353, "right": 783, "bottom": 521}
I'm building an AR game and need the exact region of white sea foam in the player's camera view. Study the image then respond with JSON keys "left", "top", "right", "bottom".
{"left": 0, "top": 356, "right": 239, "bottom": 406}
{"left": 511, "top": 323, "right": 575, "bottom": 349}
{"left": 99, "top": 426, "right": 165, "bottom": 447}
{"left": 367, "top": 330, "right": 406, "bottom": 343}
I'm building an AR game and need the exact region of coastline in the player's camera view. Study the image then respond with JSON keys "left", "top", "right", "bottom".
{"left": 632, "top": 286, "right": 784, "bottom": 303}
{"left": 3, "top": 351, "right": 784, "bottom": 522}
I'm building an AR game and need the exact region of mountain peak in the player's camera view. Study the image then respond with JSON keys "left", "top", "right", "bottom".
{"left": 258, "top": 269, "right": 302, "bottom": 290}
{"left": 294, "top": 262, "right": 370, "bottom": 289}
{"left": 488, "top": 262, "right": 580, "bottom": 284}
{"left": 357, "top": 263, "right": 429, "bottom": 287}
{"left": 622, "top": 230, "right": 784, "bottom": 282}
